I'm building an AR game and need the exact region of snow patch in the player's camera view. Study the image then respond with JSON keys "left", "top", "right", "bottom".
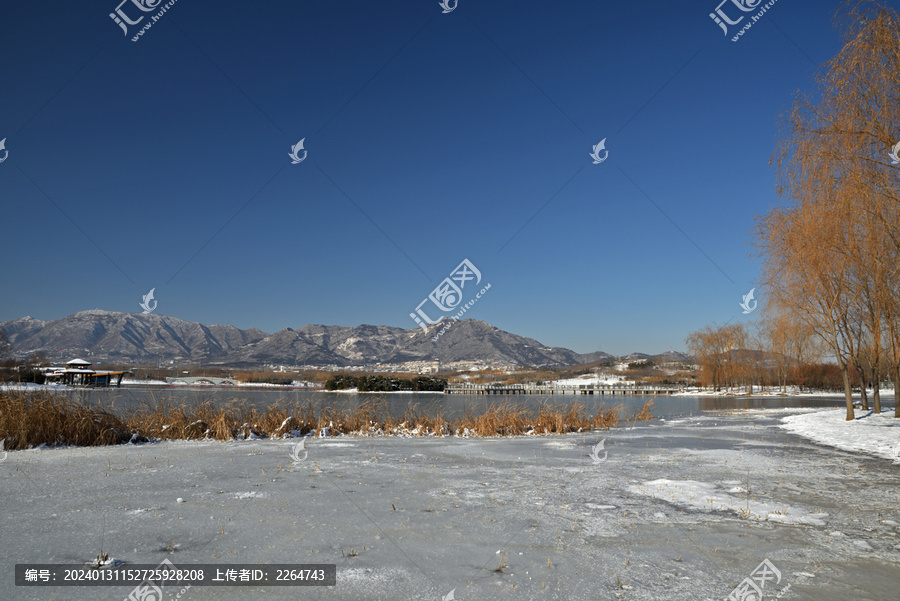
{"left": 234, "top": 491, "right": 267, "bottom": 499}
{"left": 629, "top": 479, "right": 828, "bottom": 526}
{"left": 781, "top": 409, "right": 900, "bottom": 464}
{"left": 544, "top": 441, "right": 576, "bottom": 450}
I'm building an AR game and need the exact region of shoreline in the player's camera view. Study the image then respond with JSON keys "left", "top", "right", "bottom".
{"left": 4, "top": 381, "right": 896, "bottom": 399}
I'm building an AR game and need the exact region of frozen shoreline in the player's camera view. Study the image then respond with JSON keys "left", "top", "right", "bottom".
{"left": 6, "top": 381, "right": 895, "bottom": 399}
{"left": 675, "top": 386, "right": 896, "bottom": 398}
{"left": 780, "top": 408, "right": 900, "bottom": 464}
{"left": 1, "top": 406, "right": 898, "bottom": 600}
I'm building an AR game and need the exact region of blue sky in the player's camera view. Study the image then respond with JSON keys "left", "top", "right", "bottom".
{"left": 0, "top": 0, "right": 874, "bottom": 355}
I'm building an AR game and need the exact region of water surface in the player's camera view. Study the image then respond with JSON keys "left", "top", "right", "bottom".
{"left": 56, "top": 387, "right": 847, "bottom": 420}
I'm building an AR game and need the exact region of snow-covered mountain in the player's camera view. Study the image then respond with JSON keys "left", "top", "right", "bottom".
{"left": 0, "top": 311, "right": 691, "bottom": 368}
{"left": 0, "top": 311, "right": 639, "bottom": 368}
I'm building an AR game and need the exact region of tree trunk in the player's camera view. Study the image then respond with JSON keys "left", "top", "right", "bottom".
{"left": 895, "top": 366, "right": 900, "bottom": 418}
{"left": 872, "top": 374, "right": 881, "bottom": 414}
{"left": 858, "top": 370, "right": 869, "bottom": 411}
{"left": 841, "top": 364, "right": 855, "bottom": 421}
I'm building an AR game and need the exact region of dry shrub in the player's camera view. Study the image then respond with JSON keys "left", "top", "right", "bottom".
{"left": 0, "top": 390, "right": 131, "bottom": 449}
{"left": 123, "top": 397, "right": 639, "bottom": 439}
{"left": 529, "top": 400, "right": 621, "bottom": 434}
{"left": 456, "top": 400, "right": 623, "bottom": 436}
{"left": 627, "top": 399, "right": 654, "bottom": 422}
{"left": 461, "top": 401, "right": 527, "bottom": 436}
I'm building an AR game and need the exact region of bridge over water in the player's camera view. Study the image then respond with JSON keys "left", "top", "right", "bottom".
{"left": 166, "top": 377, "right": 240, "bottom": 386}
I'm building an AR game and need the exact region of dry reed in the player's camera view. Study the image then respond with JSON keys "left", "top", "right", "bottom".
{"left": 0, "top": 390, "right": 132, "bottom": 449}
{"left": 0, "top": 390, "right": 652, "bottom": 450}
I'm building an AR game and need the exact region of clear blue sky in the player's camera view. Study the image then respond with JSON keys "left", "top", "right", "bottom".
{"left": 0, "top": 0, "right": 873, "bottom": 355}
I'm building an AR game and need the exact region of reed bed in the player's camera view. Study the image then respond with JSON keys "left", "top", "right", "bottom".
{"left": 0, "top": 390, "right": 132, "bottom": 449}
{"left": 0, "top": 390, "right": 653, "bottom": 450}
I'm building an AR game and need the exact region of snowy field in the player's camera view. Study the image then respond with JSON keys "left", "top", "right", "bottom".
{"left": 676, "top": 385, "right": 896, "bottom": 398}
{"left": 1, "top": 408, "right": 899, "bottom": 600}
{"left": 551, "top": 374, "right": 630, "bottom": 387}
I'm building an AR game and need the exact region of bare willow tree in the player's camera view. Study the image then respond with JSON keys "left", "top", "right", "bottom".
{"left": 757, "top": 0, "right": 900, "bottom": 420}
{"left": 759, "top": 307, "right": 822, "bottom": 392}
{"left": 686, "top": 323, "right": 747, "bottom": 391}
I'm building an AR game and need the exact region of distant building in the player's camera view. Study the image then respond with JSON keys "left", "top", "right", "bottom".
{"left": 42, "top": 358, "right": 126, "bottom": 387}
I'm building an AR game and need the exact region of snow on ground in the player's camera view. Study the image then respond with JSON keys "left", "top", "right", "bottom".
{"left": 676, "top": 385, "right": 895, "bottom": 398}
{"left": 551, "top": 373, "right": 631, "bottom": 386}
{"left": 628, "top": 479, "right": 829, "bottom": 526}
{"left": 2, "top": 408, "right": 899, "bottom": 600}
{"left": 0, "top": 382, "right": 72, "bottom": 391}
{"left": 781, "top": 408, "right": 900, "bottom": 464}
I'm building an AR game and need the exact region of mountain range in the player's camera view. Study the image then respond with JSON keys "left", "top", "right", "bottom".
{"left": 0, "top": 310, "right": 691, "bottom": 368}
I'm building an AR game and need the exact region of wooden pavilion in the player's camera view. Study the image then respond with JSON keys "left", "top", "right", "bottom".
{"left": 42, "top": 359, "right": 126, "bottom": 387}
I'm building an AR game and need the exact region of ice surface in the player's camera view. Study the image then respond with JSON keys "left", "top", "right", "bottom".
{"left": 628, "top": 479, "right": 829, "bottom": 526}
{"left": 1, "top": 408, "right": 898, "bottom": 600}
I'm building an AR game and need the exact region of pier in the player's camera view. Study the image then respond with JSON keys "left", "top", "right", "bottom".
{"left": 444, "top": 383, "right": 680, "bottom": 395}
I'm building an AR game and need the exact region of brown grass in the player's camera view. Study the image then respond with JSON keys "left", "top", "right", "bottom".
{"left": 627, "top": 399, "right": 654, "bottom": 422}
{"left": 0, "top": 390, "right": 652, "bottom": 450}
{"left": 0, "top": 390, "right": 132, "bottom": 449}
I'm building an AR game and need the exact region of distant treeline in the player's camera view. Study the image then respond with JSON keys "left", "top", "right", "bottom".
{"left": 324, "top": 374, "right": 447, "bottom": 392}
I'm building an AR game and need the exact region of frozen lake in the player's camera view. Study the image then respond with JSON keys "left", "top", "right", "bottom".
{"left": 2, "top": 407, "right": 897, "bottom": 600}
